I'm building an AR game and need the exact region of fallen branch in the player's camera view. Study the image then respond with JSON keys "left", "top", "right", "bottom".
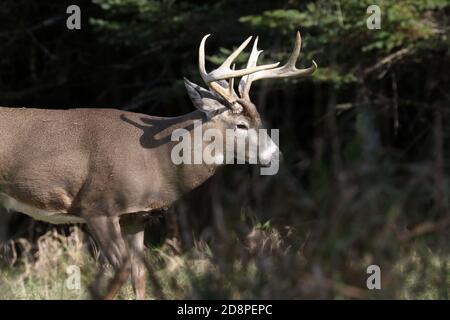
{"left": 398, "top": 216, "right": 450, "bottom": 242}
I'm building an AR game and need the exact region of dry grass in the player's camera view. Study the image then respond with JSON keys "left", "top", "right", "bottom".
{"left": 0, "top": 223, "right": 448, "bottom": 300}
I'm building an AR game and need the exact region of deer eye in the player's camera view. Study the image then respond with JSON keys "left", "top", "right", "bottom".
{"left": 236, "top": 123, "right": 249, "bottom": 130}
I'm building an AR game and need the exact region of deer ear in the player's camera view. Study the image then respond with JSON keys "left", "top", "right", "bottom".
{"left": 184, "top": 78, "right": 226, "bottom": 115}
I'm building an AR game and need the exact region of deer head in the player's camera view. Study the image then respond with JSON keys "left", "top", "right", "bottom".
{"left": 184, "top": 31, "right": 317, "bottom": 167}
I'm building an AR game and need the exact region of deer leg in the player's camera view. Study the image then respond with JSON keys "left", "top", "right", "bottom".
{"left": 126, "top": 229, "right": 147, "bottom": 299}
{"left": 85, "top": 215, "right": 131, "bottom": 300}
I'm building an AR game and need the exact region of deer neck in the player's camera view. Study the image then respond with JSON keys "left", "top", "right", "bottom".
{"left": 153, "top": 110, "right": 223, "bottom": 195}
{"left": 181, "top": 110, "right": 222, "bottom": 192}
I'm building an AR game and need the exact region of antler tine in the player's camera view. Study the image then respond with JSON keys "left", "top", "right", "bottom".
{"left": 222, "top": 36, "right": 253, "bottom": 69}
{"left": 229, "top": 64, "right": 236, "bottom": 96}
{"left": 239, "top": 31, "right": 318, "bottom": 100}
{"left": 239, "top": 36, "right": 263, "bottom": 99}
{"left": 286, "top": 31, "right": 302, "bottom": 68}
{"left": 198, "top": 34, "right": 280, "bottom": 87}
{"left": 198, "top": 34, "right": 211, "bottom": 83}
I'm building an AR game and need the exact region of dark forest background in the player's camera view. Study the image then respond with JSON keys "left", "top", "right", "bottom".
{"left": 0, "top": 0, "right": 449, "bottom": 299}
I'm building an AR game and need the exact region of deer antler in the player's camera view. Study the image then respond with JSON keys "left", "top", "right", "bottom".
{"left": 239, "top": 31, "right": 317, "bottom": 101}
{"left": 198, "top": 31, "right": 317, "bottom": 110}
{"left": 198, "top": 34, "right": 279, "bottom": 111}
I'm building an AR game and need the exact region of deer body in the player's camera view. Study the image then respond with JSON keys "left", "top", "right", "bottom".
{"left": 0, "top": 107, "right": 218, "bottom": 224}
{"left": 0, "top": 31, "right": 316, "bottom": 299}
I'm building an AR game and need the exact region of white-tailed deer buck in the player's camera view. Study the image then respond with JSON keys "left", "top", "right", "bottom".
{"left": 0, "top": 31, "right": 316, "bottom": 299}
